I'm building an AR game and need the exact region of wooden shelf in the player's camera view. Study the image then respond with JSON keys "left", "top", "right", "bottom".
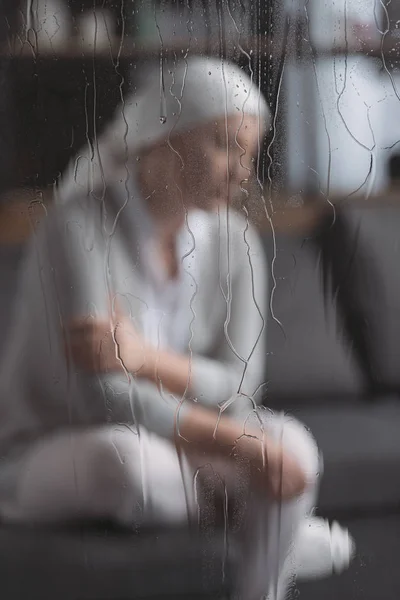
{"left": 2, "top": 32, "right": 399, "bottom": 62}
{"left": 2, "top": 34, "right": 263, "bottom": 61}
{"left": 2, "top": 187, "right": 400, "bottom": 246}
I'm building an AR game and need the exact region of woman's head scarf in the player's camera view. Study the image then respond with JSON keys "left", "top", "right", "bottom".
{"left": 58, "top": 56, "right": 270, "bottom": 203}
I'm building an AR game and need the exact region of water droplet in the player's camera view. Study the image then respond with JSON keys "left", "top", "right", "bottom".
{"left": 208, "top": 71, "right": 211, "bottom": 75}
{"left": 160, "top": 116, "right": 167, "bottom": 124}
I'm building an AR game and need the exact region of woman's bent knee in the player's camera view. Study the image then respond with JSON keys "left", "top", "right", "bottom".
{"left": 249, "top": 409, "right": 322, "bottom": 487}
{"left": 279, "top": 416, "right": 322, "bottom": 485}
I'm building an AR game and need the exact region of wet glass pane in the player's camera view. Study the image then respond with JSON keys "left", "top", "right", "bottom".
{"left": 0, "top": 1, "right": 398, "bottom": 599}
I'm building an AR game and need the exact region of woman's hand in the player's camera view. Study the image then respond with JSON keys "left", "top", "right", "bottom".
{"left": 233, "top": 432, "right": 307, "bottom": 501}
{"left": 178, "top": 403, "right": 307, "bottom": 502}
{"left": 263, "top": 441, "right": 307, "bottom": 501}
{"left": 68, "top": 307, "right": 155, "bottom": 376}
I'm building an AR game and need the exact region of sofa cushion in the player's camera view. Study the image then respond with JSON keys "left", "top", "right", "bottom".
{"left": 325, "top": 206, "right": 400, "bottom": 392}
{"left": 295, "top": 398, "right": 400, "bottom": 512}
{"left": 263, "top": 230, "right": 367, "bottom": 409}
{"left": 0, "top": 524, "right": 234, "bottom": 599}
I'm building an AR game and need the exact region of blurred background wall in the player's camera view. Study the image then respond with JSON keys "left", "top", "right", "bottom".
{"left": 1, "top": 0, "right": 400, "bottom": 204}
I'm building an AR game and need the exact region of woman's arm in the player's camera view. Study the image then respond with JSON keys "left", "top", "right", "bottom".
{"left": 137, "top": 348, "right": 192, "bottom": 396}
{"left": 69, "top": 211, "right": 267, "bottom": 413}
{"left": 6, "top": 206, "right": 260, "bottom": 441}
{"left": 137, "top": 215, "right": 267, "bottom": 409}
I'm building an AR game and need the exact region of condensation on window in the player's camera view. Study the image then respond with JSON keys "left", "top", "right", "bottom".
{"left": 0, "top": 2, "right": 397, "bottom": 600}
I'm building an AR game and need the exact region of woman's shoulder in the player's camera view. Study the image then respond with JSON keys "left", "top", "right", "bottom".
{"left": 33, "top": 195, "right": 103, "bottom": 250}
{"left": 185, "top": 207, "right": 265, "bottom": 277}
{"left": 18, "top": 195, "right": 106, "bottom": 292}
{"left": 189, "top": 207, "right": 263, "bottom": 253}
{"left": 188, "top": 207, "right": 261, "bottom": 238}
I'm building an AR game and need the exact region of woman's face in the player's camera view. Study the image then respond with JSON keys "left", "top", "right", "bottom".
{"left": 137, "top": 113, "right": 263, "bottom": 226}
{"left": 176, "top": 113, "right": 262, "bottom": 211}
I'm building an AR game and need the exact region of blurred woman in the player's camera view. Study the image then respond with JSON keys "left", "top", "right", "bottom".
{"left": 0, "top": 57, "right": 352, "bottom": 599}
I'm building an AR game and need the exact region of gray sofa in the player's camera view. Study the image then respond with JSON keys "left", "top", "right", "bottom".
{"left": 264, "top": 202, "right": 400, "bottom": 600}
{"left": 1, "top": 200, "right": 400, "bottom": 599}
